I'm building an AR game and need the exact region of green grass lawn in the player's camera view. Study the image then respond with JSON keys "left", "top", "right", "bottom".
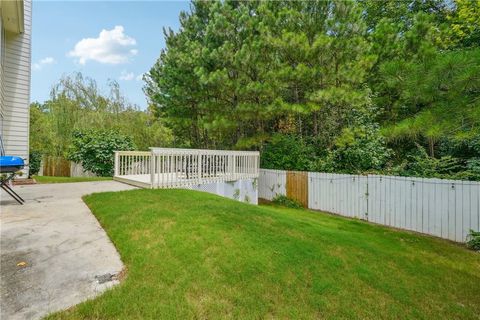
{"left": 34, "top": 176, "right": 112, "bottom": 184}
{"left": 47, "top": 189, "right": 480, "bottom": 319}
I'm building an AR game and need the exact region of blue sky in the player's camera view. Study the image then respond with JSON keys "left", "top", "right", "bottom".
{"left": 31, "top": 1, "right": 190, "bottom": 109}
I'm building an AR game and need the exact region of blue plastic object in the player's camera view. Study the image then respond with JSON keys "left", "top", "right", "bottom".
{"left": 0, "top": 156, "right": 25, "bottom": 173}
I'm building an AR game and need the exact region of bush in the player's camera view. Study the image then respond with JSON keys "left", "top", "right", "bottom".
{"left": 317, "top": 124, "right": 392, "bottom": 173}
{"left": 68, "top": 130, "right": 135, "bottom": 177}
{"left": 261, "top": 134, "right": 315, "bottom": 171}
{"left": 272, "top": 195, "right": 303, "bottom": 209}
{"left": 466, "top": 158, "right": 480, "bottom": 177}
{"left": 398, "top": 144, "right": 480, "bottom": 180}
{"left": 29, "top": 151, "right": 42, "bottom": 177}
{"left": 466, "top": 230, "right": 480, "bottom": 251}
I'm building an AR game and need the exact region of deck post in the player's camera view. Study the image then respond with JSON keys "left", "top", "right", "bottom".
{"left": 150, "top": 151, "right": 155, "bottom": 189}
{"left": 114, "top": 151, "right": 119, "bottom": 177}
{"left": 197, "top": 152, "right": 201, "bottom": 185}
{"left": 229, "top": 154, "right": 234, "bottom": 180}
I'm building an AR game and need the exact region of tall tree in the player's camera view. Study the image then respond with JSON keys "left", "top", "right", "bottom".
{"left": 144, "top": 0, "right": 480, "bottom": 179}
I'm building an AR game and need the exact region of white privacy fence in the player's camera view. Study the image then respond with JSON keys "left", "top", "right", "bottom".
{"left": 308, "top": 173, "right": 369, "bottom": 220}
{"left": 114, "top": 148, "right": 259, "bottom": 189}
{"left": 366, "top": 175, "right": 480, "bottom": 242}
{"left": 258, "top": 169, "right": 287, "bottom": 200}
{"left": 259, "top": 169, "right": 480, "bottom": 242}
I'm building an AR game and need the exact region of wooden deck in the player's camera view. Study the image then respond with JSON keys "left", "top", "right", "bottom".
{"left": 114, "top": 173, "right": 193, "bottom": 189}
{"left": 113, "top": 172, "right": 246, "bottom": 189}
{"left": 114, "top": 148, "right": 260, "bottom": 189}
{"left": 113, "top": 174, "right": 151, "bottom": 188}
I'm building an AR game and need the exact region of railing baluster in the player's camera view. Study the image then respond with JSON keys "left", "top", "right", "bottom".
{"left": 157, "top": 154, "right": 159, "bottom": 184}
{"left": 150, "top": 154, "right": 153, "bottom": 187}
{"left": 168, "top": 154, "right": 173, "bottom": 188}
{"left": 167, "top": 154, "right": 170, "bottom": 188}
{"left": 135, "top": 155, "right": 137, "bottom": 175}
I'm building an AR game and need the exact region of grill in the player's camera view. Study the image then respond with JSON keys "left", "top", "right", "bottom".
{"left": 0, "top": 156, "right": 26, "bottom": 204}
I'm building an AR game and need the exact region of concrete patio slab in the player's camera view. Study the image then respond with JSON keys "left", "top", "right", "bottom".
{"left": 0, "top": 181, "right": 137, "bottom": 320}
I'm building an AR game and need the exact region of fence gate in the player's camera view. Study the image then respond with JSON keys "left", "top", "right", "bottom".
{"left": 286, "top": 171, "right": 308, "bottom": 207}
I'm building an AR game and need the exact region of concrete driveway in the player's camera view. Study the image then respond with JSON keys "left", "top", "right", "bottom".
{"left": 0, "top": 181, "right": 137, "bottom": 320}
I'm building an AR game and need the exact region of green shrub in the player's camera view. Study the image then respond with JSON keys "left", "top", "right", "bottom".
{"left": 272, "top": 195, "right": 303, "bottom": 209}
{"left": 466, "top": 230, "right": 480, "bottom": 251}
{"left": 466, "top": 158, "right": 480, "bottom": 176}
{"left": 397, "top": 144, "right": 480, "bottom": 181}
{"left": 29, "top": 151, "right": 42, "bottom": 177}
{"left": 317, "top": 123, "right": 392, "bottom": 173}
{"left": 68, "top": 130, "right": 135, "bottom": 177}
{"left": 261, "top": 134, "right": 315, "bottom": 171}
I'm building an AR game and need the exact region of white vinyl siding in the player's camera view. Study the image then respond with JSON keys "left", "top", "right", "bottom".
{"left": 1, "top": 0, "right": 31, "bottom": 177}
{"left": 0, "top": 15, "right": 4, "bottom": 122}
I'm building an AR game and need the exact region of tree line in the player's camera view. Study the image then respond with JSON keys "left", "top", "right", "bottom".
{"left": 145, "top": 0, "right": 480, "bottom": 180}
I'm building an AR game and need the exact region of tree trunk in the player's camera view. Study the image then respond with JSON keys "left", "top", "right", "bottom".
{"left": 428, "top": 138, "right": 435, "bottom": 157}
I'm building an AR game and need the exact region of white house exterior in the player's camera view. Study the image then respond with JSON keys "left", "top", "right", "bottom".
{"left": 0, "top": 0, "right": 31, "bottom": 177}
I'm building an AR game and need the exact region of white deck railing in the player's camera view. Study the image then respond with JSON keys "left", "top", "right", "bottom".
{"left": 114, "top": 148, "right": 260, "bottom": 188}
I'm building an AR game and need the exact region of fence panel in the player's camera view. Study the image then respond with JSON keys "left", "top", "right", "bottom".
{"left": 367, "top": 176, "right": 480, "bottom": 242}
{"left": 42, "top": 156, "right": 71, "bottom": 177}
{"left": 70, "top": 162, "right": 96, "bottom": 177}
{"left": 308, "top": 172, "right": 368, "bottom": 219}
{"left": 258, "top": 169, "right": 286, "bottom": 200}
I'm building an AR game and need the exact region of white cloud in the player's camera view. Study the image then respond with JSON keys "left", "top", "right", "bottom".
{"left": 68, "top": 26, "right": 137, "bottom": 65}
{"left": 32, "top": 57, "right": 56, "bottom": 70}
{"left": 119, "top": 71, "right": 145, "bottom": 81}
{"left": 40, "top": 57, "right": 55, "bottom": 64}
{"left": 119, "top": 70, "right": 135, "bottom": 81}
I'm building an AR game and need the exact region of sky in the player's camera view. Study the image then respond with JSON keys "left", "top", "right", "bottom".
{"left": 31, "top": 1, "right": 190, "bottom": 109}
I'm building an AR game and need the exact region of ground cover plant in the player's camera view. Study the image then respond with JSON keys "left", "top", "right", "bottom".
{"left": 271, "top": 194, "right": 304, "bottom": 209}
{"left": 467, "top": 230, "right": 480, "bottom": 251}
{"left": 47, "top": 189, "right": 480, "bottom": 319}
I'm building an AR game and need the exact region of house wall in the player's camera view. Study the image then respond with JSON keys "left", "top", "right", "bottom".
{"left": 0, "top": 15, "right": 3, "bottom": 120}
{"left": 0, "top": 0, "right": 31, "bottom": 177}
